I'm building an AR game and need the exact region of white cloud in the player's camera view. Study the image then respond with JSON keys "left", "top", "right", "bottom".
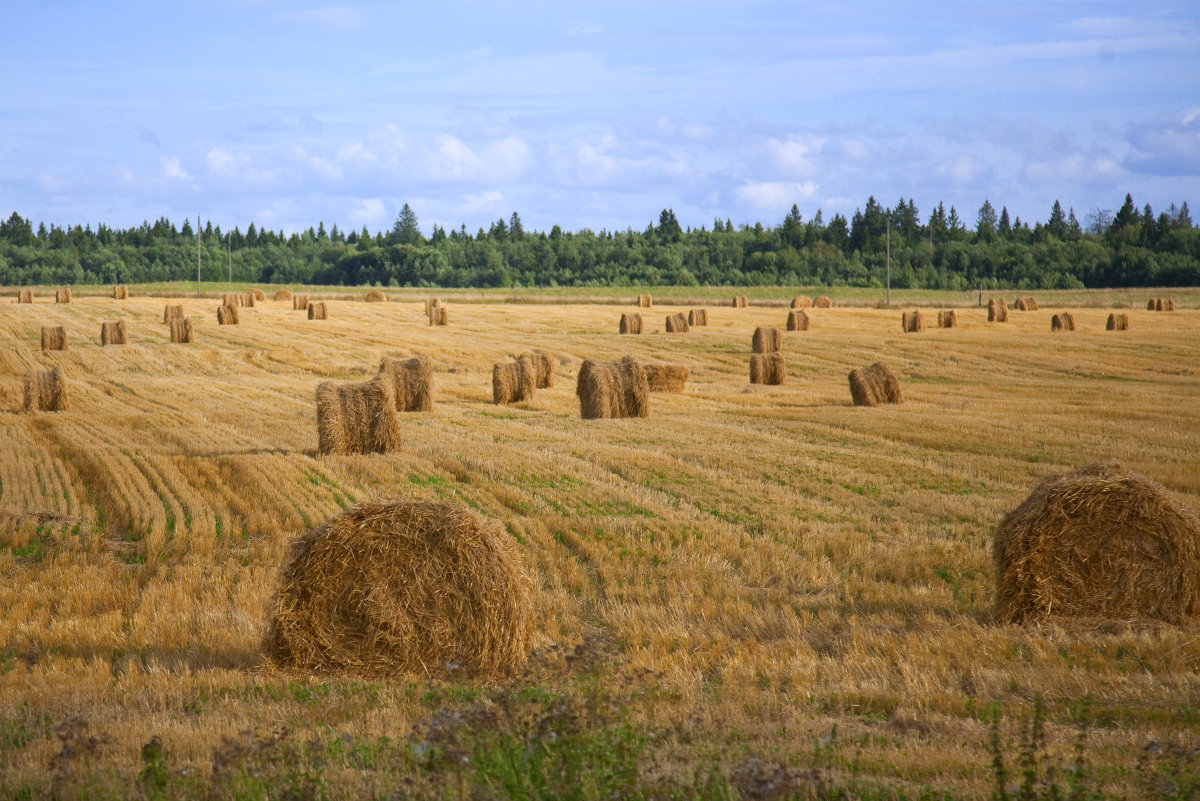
{"left": 456, "top": 190, "right": 504, "bottom": 216}
{"left": 1024, "top": 154, "right": 1123, "bottom": 184}
{"left": 161, "top": 157, "right": 191, "bottom": 181}
{"left": 766, "top": 135, "right": 826, "bottom": 176}
{"left": 735, "top": 181, "right": 818, "bottom": 211}
{"left": 279, "top": 6, "right": 366, "bottom": 32}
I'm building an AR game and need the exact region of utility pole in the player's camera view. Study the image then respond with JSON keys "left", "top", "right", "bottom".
{"left": 227, "top": 230, "right": 232, "bottom": 283}
{"left": 196, "top": 215, "right": 201, "bottom": 297}
{"left": 885, "top": 216, "right": 891, "bottom": 307}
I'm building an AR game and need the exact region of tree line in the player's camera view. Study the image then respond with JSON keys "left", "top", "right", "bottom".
{"left": 1, "top": 194, "right": 1196, "bottom": 290}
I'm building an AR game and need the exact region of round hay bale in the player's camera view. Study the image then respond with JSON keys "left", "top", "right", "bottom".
{"left": 1106, "top": 312, "right": 1129, "bottom": 331}
{"left": 113, "top": 285, "right": 129, "bottom": 300}
{"left": 749, "top": 353, "right": 785, "bottom": 385}
{"left": 223, "top": 292, "right": 243, "bottom": 308}
{"left": 528, "top": 351, "right": 554, "bottom": 389}
{"left": 787, "top": 309, "right": 810, "bottom": 331}
{"left": 428, "top": 306, "right": 448, "bottom": 326}
{"left": 644, "top": 363, "right": 688, "bottom": 393}
{"left": 665, "top": 312, "right": 690, "bottom": 333}
{"left": 731, "top": 295, "right": 748, "bottom": 308}
{"left": 169, "top": 318, "right": 194, "bottom": 343}
{"left": 55, "top": 287, "right": 72, "bottom": 304}
{"left": 901, "top": 310, "right": 925, "bottom": 333}
{"left": 493, "top": 355, "right": 535, "bottom": 405}
{"left": 100, "top": 320, "right": 127, "bottom": 345}
{"left": 637, "top": 293, "right": 653, "bottom": 308}
{"left": 293, "top": 294, "right": 310, "bottom": 311}
{"left": 937, "top": 310, "right": 958, "bottom": 328}
{"left": 378, "top": 355, "right": 434, "bottom": 412}
{"left": 163, "top": 304, "right": 184, "bottom": 324}
{"left": 308, "top": 301, "right": 328, "bottom": 320}
{"left": 1149, "top": 298, "right": 1159, "bottom": 311}
{"left": 813, "top": 296, "right": 832, "bottom": 308}
{"left": 791, "top": 295, "right": 812, "bottom": 309}
{"left": 23, "top": 367, "right": 68, "bottom": 412}
{"left": 274, "top": 289, "right": 293, "bottom": 302}
{"left": 988, "top": 298, "right": 1009, "bottom": 322}
{"left": 619, "top": 313, "right": 643, "bottom": 334}
{"left": 576, "top": 356, "right": 649, "bottom": 419}
{"left": 848, "top": 362, "right": 902, "bottom": 406}
{"left": 40, "top": 326, "right": 67, "bottom": 351}
{"left": 17, "top": 289, "right": 33, "bottom": 304}
{"left": 994, "top": 462, "right": 1200, "bottom": 624}
{"left": 217, "top": 304, "right": 240, "bottom": 325}
{"left": 1062, "top": 311, "right": 1076, "bottom": 331}
{"left": 687, "top": 308, "right": 708, "bottom": 326}
{"left": 1166, "top": 298, "right": 1176, "bottom": 311}
{"left": 365, "top": 289, "right": 387, "bottom": 303}
{"left": 265, "top": 497, "right": 533, "bottom": 678}
{"left": 751, "top": 326, "right": 781, "bottom": 353}
{"left": 251, "top": 288, "right": 266, "bottom": 301}
{"left": 316, "top": 375, "right": 401, "bottom": 454}
{"left": 1050, "top": 314, "right": 1065, "bottom": 332}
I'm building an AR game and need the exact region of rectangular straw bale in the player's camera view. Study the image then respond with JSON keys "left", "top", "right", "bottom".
{"left": 169, "top": 318, "right": 194, "bottom": 343}
{"left": 576, "top": 356, "right": 650, "bottom": 419}
{"left": 752, "top": 326, "right": 782, "bottom": 353}
{"left": 315, "top": 375, "right": 402, "bottom": 455}
{"left": 749, "top": 353, "right": 785, "bottom": 385}
{"left": 378, "top": 355, "right": 434, "bottom": 411}
{"left": 217, "top": 304, "right": 239, "bottom": 325}
{"left": 849, "top": 362, "right": 902, "bottom": 406}
{"left": 308, "top": 301, "right": 328, "bottom": 320}
{"left": 163, "top": 304, "right": 184, "bottom": 324}
{"left": 22, "top": 367, "right": 68, "bottom": 412}
{"left": 17, "top": 289, "right": 33, "bottom": 303}
{"left": 100, "top": 320, "right": 127, "bottom": 345}
{"left": 493, "top": 355, "right": 535, "bottom": 405}
{"left": 644, "top": 363, "right": 688, "bottom": 393}
{"left": 787, "top": 309, "right": 810, "bottom": 331}
{"left": 665, "top": 312, "right": 690, "bottom": 333}
{"left": 901, "top": 310, "right": 925, "bottom": 332}
{"left": 40, "top": 326, "right": 67, "bottom": 351}
{"left": 619, "top": 313, "right": 643, "bottom": 334}
{"left": 688, "top": 308, "right": 708, "bottom": 326}
{"left": 1106, "top": 312, "right": 1129, "bottom": 331}
{"left": 791, "top": 296, "right": 812, "bottom": 308}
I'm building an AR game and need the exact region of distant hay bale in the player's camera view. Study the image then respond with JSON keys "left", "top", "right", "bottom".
{"left": 274, "top": 289, "right": 293, "bottom": 302}
{"left": 1106, "top": 312, "right": 1129, "bottom": 331}
{"left": 163, "top": 304, "right": 184, "bottom": 324}
{"left": 994, "top": 462, "right": 1200, "bottom": 625}
{"left": 988, "top": 298, "right": 1009, "bottom": 322}
{"left": 55, "top": 287, "right": 72, "bottom": 304}
{"left": 308, "top": 301, "right": 328, "bottom": 320}
{"left": 217, "top": 304, "right": 240, "bottom": 325}
{"left": 937, "top": 310, "right": 958, "bottom": 328}
{"left": 428, "top": 306, "right": 448, "bottom": 326}
{"left": 901, "top": 310, "right": 925, "bottom": 333}
{"left": 731, "top": 295, "right": 748, "bottom": 308}
{"left": 527, "top": 351, "right": 554, "bottom": 389}
{"left": 787, "top": 309, "right": 810, "bottom": 331}
{"left": 100, "top": 320, "right": 127, "bottom": 345}
{"left": 576, "top": 356, "right": 650, "bottom": 419}
{"left": 423, "top": 298, "right": 442, "bottom": 315}
{"left": 619, "top": 313, "right": 643, "bottom": 334}
{"left": 1014, "top": 296, "right": 1038, "bottom": 311}
{"left": 378, "top": 355, "right": 434, "bottom": 412}
{"left": 294, "top": 294, "right": 310, "bottom": 311}
{"left": 169, "top": 319, "right": 194, "bottom": 343}
{"left": 749, "top": 353, "right": 786, "bottom": 385}
{"left": 665, "top": 312, "right": 690, "bottom": 333}
{"left": 813, "top": 296, "right": 832, "bottom": 308}
{"left": 791, "top": 295, "right": 812, "bottom": 309}
{"left": 17, "top": 289, "right": 33, "bottom": 304}
{"left": 637, "top": 294, "right": 653, "bottom": 308}
{"left": 22, "top": 367, "right": 68, "bottom": 412}
{"left": 493, "top": 355, "right": 535, "bottom": 405}
{"left": 644, "top": 363, "right": 689, "bottom": 393}
{"left": 264, "top": 497, "right": 532, "bottom": 678}
{"left": 1050, "top": 314, "right": 1067, "bottom": 332}
{"left": 1149, "top": 299, "right": 1159, "bottom": 311}
{"left": 40, "top": 326, "right": 67, "bottom": 351}
{"left": 113, "top": 285, "right": 129, "bottom": 300}
{"left": 243, "top": 292, "right": 256, "bottom": 308}
{"left": 251, "top": 288, "right": 266, "bottom": 301}
{"left": 1062, "top": 311, "right": 1076, "bottom": 331}
{"left": 365, "top": 289, "right": 387, "bottom": 303}
{"left": 751, "top": 326, "right": 782, "bottom": 353}
{"left": 315, "top": 375, "right": 402, "bottom": 455}
{"left": 848, "top": 362, "right": 902, "bottom": 407}
{"left": 688, "top": 308, "right": 708, "bottom": 326}
{"left": 1166, "top": 298, "right": 1176, "bottom": 311}
{"left": 223, "top": 292, "right": 243, "bottom": 308}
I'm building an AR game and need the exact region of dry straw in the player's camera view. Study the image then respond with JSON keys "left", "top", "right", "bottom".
{"left": 901, "top": 310, "right": 925, "bottom": 333}
{"left": 937, "top": 310, "right": 958, "bottom": 328}
{"left": 1148, "top": 299, "right": 1158, "bottom": 311}
{"left": 1166, "top": 298, "right": 1176, "bottom": 311}
{"left": 493, "top": 354, "right": 535, "bottom": 405}
{"left": 264, "top": 497, "right": 532, "bottom": 678}
{"left": 428, "top": 306, "right": 448, "bottom": 326}
{"left": 1014, "top": 296, "right": 1038, "bottom": 311}
{"left": 100, "top": 320, "right": 127, "bottom": 345}
{"left": 688, "top": 308, "right": 708, "bottom": 326}
{"left": 791, "top": 295, "right": 812, "bottom": 308}
{"left": 644, "top": 363, "right": 689, "bottom": 393}
{"left": 112, "top": 285, "right": 129, "bottom": 300}
{"left": 1106, "top": 312, "right": 1129, "bottom": 331}
{"left": 315, "top": 375, "right": 402, "bottom": 455}
{"left": 217, "top": 304, "right": 240, "bottom": 325}
{"left": 1061, "top": 311, "right": 1076, "bottom": 330}
{"left": 576, "top": 356, "right": 650, "bottom": 419}
{"left": 17, "top": 289, "right": 33, "bottom": 304}
{"left": 619, "top": 313, "right": 643, "bottom": 334}
{"left": 731, "top": 295, "right": 748, "bottom": 308}
{"left": 752, "top": 326, "right": 782, "bottom": 353}
{"left": 813, "top": 296, "right": 833, "bottom": 308}
{"left": 423, "top": 298, "right": 442, "bottom": 315}
{"left": 987, "top": 298, "right": 1009, "bottom": 322}
{"left": 665, "top": 312, "right": 690, "bottom": 333}
{"left": 223, "top": 292, "right": 243, "bottom": 308}
{"left": 169, "top": 319, "right": 194, "bottom": 343}
{"left": 163, "top": 304, "right": 184, "bottom": 324}
{"left": 55, "top": 287, "right": 72, "bottom": 304}
{"left": 749, "top": 352, "right": 785, "bottom": 385}
{"left": 787, "top": 309, "right": 810, "bottom": 331}
{"left": 528, "top": 351, "right": 554, "bottom": 388}
{"left": 365, "top": 289, "right": 387, "bottom": 302}
{"left": 251, "top": 288, "right": 266, "bottom": 301}
{"left": 243, "top": 292, "right": 256, "bottom": 308}
{"left": 378, "top": 355, "right": 434, "bottom": 412}
{"left": 40, "top": 326, "right": 67, "bottom": 351}
{"left": 993, "top": 462, "right": 1200, "bottom": 625}
{"left": 637, "top": 293, "right": 653, "bottom": 308}
{"left": 294, "top": 294, "right": 310, "bottom": 311}
{"left": 274, "top": 289, "right": 293, "bottom": 302}
{"left": 848, "top": 362, "right": 902, "bottom": 406}
{"left": 308, "top": 301, "right": 329, "bottom": 320}
{"left": 22, "top": 367, "right": 68, "bottom": 412}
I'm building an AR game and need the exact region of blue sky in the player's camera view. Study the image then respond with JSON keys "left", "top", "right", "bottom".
{"left": 2, "top": 1, "right": 1197, "bottom": 236}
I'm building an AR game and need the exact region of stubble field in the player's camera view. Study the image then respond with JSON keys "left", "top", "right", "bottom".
{"left": 1, "top": 288, "right": 1198, "bottom": 799}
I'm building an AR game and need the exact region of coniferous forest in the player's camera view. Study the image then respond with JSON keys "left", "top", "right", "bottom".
{"left": 1, "top": 193, "right": 1197, "bottom": 290}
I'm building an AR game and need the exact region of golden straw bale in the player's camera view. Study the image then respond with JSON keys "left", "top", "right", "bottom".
{"left": 294, "top": 294, "right": 310, "bottom": 311}
{"left": 308, "top": 301, "right": 328, "bottom": 320}
{"left": 688, "top": 308, "right": 708, "bottom": 326}
{"left": 644, "top": 363, "right": 689, "bottom": 393}
{"left": 243, "top": 292, "right": 256, "bottom": 308}
{"left": 1149, "top": 298, "right": 1159, "bottom": 311}
{"left": 365, "top": 289, "right": 387, "bottom": 302}
{"left": 274, "top": 289, "right": 293, "bottom": 302}
{"left": 637, "top": 293, "right": 653, "bottom": 308}
{"left": 169, "top": 319, "right": 194, "bottom": 343}
{"left": 988, "top": 298, "right": 1009, "bottom": 322}
{"left": 378, "top": 355, "right": 434, "bottom": 412}
{"left": 251, "top": 288, "right": 266, "bottom": 301}
{"left": 665, "top": 312, "right": 690, "bottom": 333}
{"left": 22, "top": 367, "right": 68, "bottom": 412}
{"left": 749, "top": 353, "right": 785, "bottom": 385}
{"left": 264, "top": 497, "right": 532, "bottom": 678}
{"left": 1014, "top": 296, "right": 1038, "bottom": 311}
{"left": 493, "top": 355, "right": 535, "bottom": 405}
{"left": 787, "top": 309, "right": 810, "bottom": 331}
{"left": 315, "top": 375, "right": 402, "bottom": 455}
{"left": 901, "top": 310, "right": 925, "bottom": 333}
{"left": 1062, "top": 311, "right": 1076, "bottom": 331}
{"left": 937, "top": 310, "right": 958, "bottom": 328}
{"left": 55, "top": 287, "right": 72, "bottom": 304}
{"left": 428, "top": 306, "right": 448, "bottom": 326}
{"left": 423, "top": 298, "right": 442, "bottom": 315}
{"left": 848, "top": 362, "right": 902, "bottom": 406}
{"left": 217, "top": 304, "right": 240, "bottom": 325}
{"left": 994, "top": 462, "right": 1200, "bottom": 625}
{"left": 751, "top": 326, "right": 782, "bottom": 353}
{"left": 527, "top": 351, "right": 554, "bottom": 389}
{"left": 1050, "top": 314, "right": 1066, "bottom": 332}
{"left": 575, "top": 356, "right": 650, "bottom": 419}
{"left": 813, "top": 296, "right": 832, "bottom": 308}
{"left": 100, "top": 320, "right": 127, "bottom": 345}
{"left": 619, "top": 313, "right": 643, "bottom": 334}
{"left": 40, "top": 326, "right": 67, "bottom": 351}
{"left": 731, "top": 295, "right": 748, "bottom": 308}
{"left": 17, "top": 289, "right": 33, "bottom": 303}
{"left": 791, "top": 295, "right": 812, "bottom": 309}
{"left": 1106, "top": 312, "right": 1129, "bottom": 331}
{"left": 163, "top": 304, "right": 184, "bottom": 324}
{"left": 113, "top": 285, "right": 129, "bottom": 300}
{"left": 1166, "top": 298, "right": 1176, "bottom": 311}
{"left": 223, "top": 292, "right": 242, "bottom": 308}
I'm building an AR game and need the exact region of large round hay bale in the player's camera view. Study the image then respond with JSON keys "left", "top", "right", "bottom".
{"left": 100, "top": 320, "right": 127, "bottom": 345}
{"left": 901, "top": 310, "right": 925, "bottom": 333}
{"left": 1149, "top": 298, "right": 1159, "bottom": 311}
{"left": 576, "top": 356, "right": 649, "bottom": 419}
{"left": 749, "top": 352, "right": 785, "bottom": 385}
{"left": 40, "top": 326, "right": 67, "bottom": 351}
{"left": 251, "top": 288, "right": 266, "bottom": 301}
{"left": 813, "top": 296, "right": 832, "bottom": 308}
{"left": 493, "top": 355, "right": 535, "bottom": 405}
{"left": 665, "top": 312, "right": 690, "bottom": 333}
{"left": 787, "top": 309, "right": 810, "bottom": 331}
{"left": 687, "top": 308, "right": 708, "bottom": 326}
{"left": 751, "top": 326, "right": 781, "bottom": 353}
{"left": 308, "top": 301, "right": 328, "bottom": 320}
{"left": 528, "top": 351, "right": 554, "bottom": 389}
{"left": 113, "top": 285, "right": 129, "bottom": 300}
{"left": 637, "top": 293, "right": 653, "bottom": 308}
{"left": 293, "top": 294, "right": 310, "bottom": 311}
{"left": 1106, "top": 312, "right": 1129, "bottom": 331}
{"left": 619, "top": 313, "right": 643, "bottom": 334}
{"left": 315, "top": 375, "right": 401, "bottom": 454}
{"left": 22, "top": 367, "right": 68, "bottom": 412}
{"left": 1062, "top": 311, "right": 1076, "bottom": 331}
{"left": 1050, "top": 314, "right": 1065, "bottom": 332}
{"left": 223, "top": 292, "right": 243, "bottom": 308}
{"left": 428, "top": 306, "right": 448, "bottom": 326}
{"left": 1166, "top": 298, "right": 1176, "bottom": 311}
{"left": 937, "top": 310, "right": 958, "bottom": 328}
{"left": 791, "top": 295, "right": 811, "bottom": 309}
{"left": 848, "top": 362, "right": 902, "bottom": 406}
{"left": 17, "top": 289, "right": 33, "bottom": 304}
{"left": 55, "top": 287, "right": 72, "bottom": 304}
{"left": 169, "top": 318, "right": 194, "bottom": 343}
{"left": 379, "top": 355, "right": 434, "bottom": 411}
{"left": 988, "top": 298, "right": 1009, "bottom": 322}
{"left": 275, "top": 289, "right": 293, "bottom": 302}
{"left": 365, "top": 289, "right": 387, "bottom": 303}
{"left": 163, "top": 304, "right": 184, "bottom": 324}
{"left": 994, "top": 462, "right": 1200, "bottom": 624}
{"left": 217, "top": 304, "right": 239, "bottom": 325}
{"left": 731, "top": 295, "right": 748, "bottom": 308}
{"left": 265, "top": 497, "right": 532, "bottom": 678}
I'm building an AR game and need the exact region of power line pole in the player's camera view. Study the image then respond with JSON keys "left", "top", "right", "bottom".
{"left": 227, "top": 230, "right": 232, "bottom": 283}
{"left": 885, "top": 216, "right": 891, "bottom": 307}
{"left": 196, "top": 215, "right": 201, "bottom": 297}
